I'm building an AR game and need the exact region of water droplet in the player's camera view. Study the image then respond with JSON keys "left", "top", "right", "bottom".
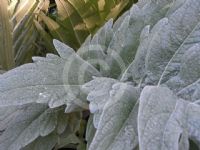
{"left": 37, "top": 92, "right": 51, "bottom": 103}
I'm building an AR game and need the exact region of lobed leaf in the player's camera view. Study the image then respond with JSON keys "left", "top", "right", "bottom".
{"left": 0, "top": 40, "right": 100, "bottom": 111}
{"left": 89, "top": 82, "right": 139, "bottom": 150}
{"left": 0, "top": 104, "right": 80, "bottom": 150}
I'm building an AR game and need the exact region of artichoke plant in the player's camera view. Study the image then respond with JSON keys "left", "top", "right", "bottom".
{"left": 1, "top": 0, "right": 200, "bottom": 150}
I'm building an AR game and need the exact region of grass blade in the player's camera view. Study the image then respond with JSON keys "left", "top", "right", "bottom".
{"left": 0, "top": 0, "right": 15, "bottom": 70}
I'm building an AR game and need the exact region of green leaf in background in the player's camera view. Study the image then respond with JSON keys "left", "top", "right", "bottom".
{"left": 1, "top": 0, "right": 136, "bottom": 70}
{"left": 40, "top": 0, "right": 138, "bottom": 50}
{"left": 0, "top": 0, "right": 15, "bottom": 70}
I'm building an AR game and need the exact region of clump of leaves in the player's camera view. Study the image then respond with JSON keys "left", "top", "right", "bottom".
{"left": 1, "top": 0, "right": 200, "bottom": 150}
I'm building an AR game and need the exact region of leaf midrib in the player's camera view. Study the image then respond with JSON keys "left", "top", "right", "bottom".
{"left": 158, "top": 21, "right": 200, "bottom": 85}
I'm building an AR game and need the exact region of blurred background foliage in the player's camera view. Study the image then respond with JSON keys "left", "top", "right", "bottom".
{"left": 0, "top": 0, "right": 138, "bottom": 71}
